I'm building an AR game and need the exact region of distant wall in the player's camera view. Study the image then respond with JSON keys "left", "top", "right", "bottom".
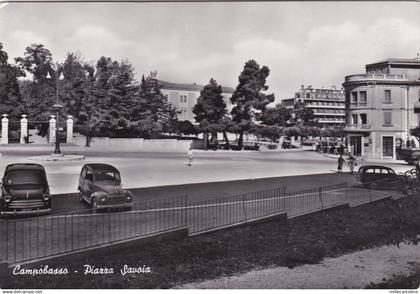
{"left": 73, "top": 136, "right": 193, "bottom": 152}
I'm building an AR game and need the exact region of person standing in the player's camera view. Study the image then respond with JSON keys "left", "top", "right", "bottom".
{"left": 337, "top": 154, "right": 345, "bottom": 173}
{"left": 347, "top": 154, "right": 356, "bottom": 175}
{"left": 187, "top": 148, "right": 194, "bottom": 166}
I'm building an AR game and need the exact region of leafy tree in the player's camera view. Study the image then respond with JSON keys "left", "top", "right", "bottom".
{"left": 61, "top": 52, "right": 92, "bottom": 121}
{"left": 193, "top": 78, "right": 229, "bottom": 148}
{"left": 253, "top": 125, "right": 283, "bottom": 143}
{"left": 131, "top": 72, "right": 178, "bottom": 137}
{"left": 15, "top": 44, "right": 53, "bottom": 83}
{"left": 14, "top": 44, "right": 56, "bottom": 121}
{"left": 176, "top": 120, "right": 199, "bottom": 136}
{"left": 0, "top": 42, "right": 25, "bottom": 118}
{"left": 230, "top": 59, "right": 275, "bottom": 149}
{"left": 292, "top": 101, "right": 316, "bottom": 126}
{"left": 260, "top": 103, "right": 292, "bottom": 126}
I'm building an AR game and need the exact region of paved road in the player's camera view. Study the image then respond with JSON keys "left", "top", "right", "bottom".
{"left": 52, "top": 172, "right": 359, "bottom": 214}
{"left": 0, "top": 148, "right": 412, "bottom": 195}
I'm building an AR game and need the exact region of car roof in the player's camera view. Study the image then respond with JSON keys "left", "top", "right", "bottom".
{"left": 83, "top": 163, "right": 119, "bottom": 172}
{"left": 359, "top": 165, "right": 394, "bottom": 170}
{"left": 5, "top": 163, "right": 46, "bottom": 173}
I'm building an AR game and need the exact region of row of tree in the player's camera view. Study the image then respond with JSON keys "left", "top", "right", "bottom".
{"left": 0, "top": 42, "right": 342, "bottom": 149}
{"left": 192, "top": 60, "right": 343, "bottom": 149}
{"left": 0, "top": 43, "right": 179, "bottom": 145}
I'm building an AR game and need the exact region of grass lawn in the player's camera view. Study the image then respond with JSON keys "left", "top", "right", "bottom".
{"left": 3, "top": 194, "right": 420, "bottom": 289}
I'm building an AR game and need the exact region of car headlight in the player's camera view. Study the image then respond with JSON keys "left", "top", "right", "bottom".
{"left": 100, "top": 195, "right": 107, "bottom": 202}
{"left": 43, "top": 194, "right": 51, "bottom": 201}
{"left": 125, "top": 191, "right": 133, "bottom": 200}
{"left": 4, "top": 195, "right": 12, "bottom": 203}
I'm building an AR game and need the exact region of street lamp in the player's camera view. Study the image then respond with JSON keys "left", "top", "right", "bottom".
{"left": 47, "top": 62, "right": 64, "bottom": 154}
{"left": 52, "top": 103, "right": 63, "bottom": 154}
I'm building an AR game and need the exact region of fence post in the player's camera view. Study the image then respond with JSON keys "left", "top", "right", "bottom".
{"left": 318, "top": 187, "right": 324, "bottom": 209}
{"left": 184, "top": 194, "right": 188, "bottom": 227}
{"left": 6, "top": 220, "right": 9, "bottom": 263}
{"left": 242, "top": 194, "right": 247, "bottom": 222}
{"left": 49, "top": 115, "right": 56, "bottom": 144}
{"left": 66, "top": 115, "right": 73, "bottom": 143}
{"left": 20, "top": 114, "right": 28, "bottom": 144}
{"left": 1, "top": 114, "right": 8, "bottom": 145}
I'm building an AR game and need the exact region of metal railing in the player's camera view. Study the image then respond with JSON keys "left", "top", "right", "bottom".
{"left": 188, "top": 187, "right": 286, "bottom": 234}
{"left": 0, "top": 181, "right": 398, "bottom": 264}
{"left": 345, "top": 74, "right": 407, "bottom": 82}
{"left": 0, "top": 196, "right": 187, "bottom": 264}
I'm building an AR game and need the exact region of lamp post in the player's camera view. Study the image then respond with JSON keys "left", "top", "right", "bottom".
{"left": 52, "top": 103, "right": 63, "bottom": 154}
{"left": 47, "top": 62, "right": 63, "bottom": 154}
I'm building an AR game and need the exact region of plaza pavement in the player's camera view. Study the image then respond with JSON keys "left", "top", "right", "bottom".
{"left": 0, "top": 145, "right": 412, "bottom": 197}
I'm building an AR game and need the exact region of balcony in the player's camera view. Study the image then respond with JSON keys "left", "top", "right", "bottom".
{"left": 344, "top": 74, "right": 407, "bottom": 83}
{"left": 348, "top": 102, "right": 368, "bottom": 108}
{"left": 344, "top": 124, "right": 371, "bottom": 132}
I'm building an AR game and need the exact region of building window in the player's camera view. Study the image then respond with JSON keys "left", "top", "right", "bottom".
{"left": 384, "top": 90, "right": 391, "bottom": 103}
{"left": 360, "top": 113, "right": 367, "bottom": 125}
{"left": 383, "top": 112, "right": 392, "bottom": 126}
{"left": 179, "top": 95, "right": 187, "bottom": 103}
{"left": 359, "top": 91, "right": 367, "bottom": 105}
{"left": 352, "top": 114, "right": 358, "bottom": 125}
{"left": 351, "top": 92, "right": 358, "bottom": 103}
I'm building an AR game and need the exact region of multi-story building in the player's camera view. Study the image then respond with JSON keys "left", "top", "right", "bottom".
{"left": 159, "top": 80, "right": 235, "bottom": 122}
{"left": 282, "top": 85, "right": 346, "bottom": 127}
{"left": 343, "top": 57, "right": 420, "bottom": 159}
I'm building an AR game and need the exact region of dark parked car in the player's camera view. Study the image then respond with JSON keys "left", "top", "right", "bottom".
{"left": 356, "top": 165, "right": 400, "bottom": 189}
{"left": 0, "top": 163, "right": 51, "bottom": 216}
{"left": 78, "top": 163, "right": 133, "bottom": 212}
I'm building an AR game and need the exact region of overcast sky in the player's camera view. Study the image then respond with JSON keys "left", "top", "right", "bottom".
{"left": 0, "top": 2, "right": 419, "bottom": 101}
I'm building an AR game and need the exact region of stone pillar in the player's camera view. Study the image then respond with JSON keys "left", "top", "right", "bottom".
{"left": 20, "top": 114, "right": 28, "bottom": 144}
{"left": 66, "top": 115, "right": 73, "bottom": 143}
{"left": 1, "top": 114, "right": 8, "bottom": 145}
{"left": 49, "top": 115, "right": 56, "bottom": 144}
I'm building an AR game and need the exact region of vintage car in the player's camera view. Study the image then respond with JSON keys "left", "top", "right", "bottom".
{"left": 356, "top": 165, "right": 400, "bottom": 190}
{"left": 0, "top": 163, "right": 51, "bottom": 216}
{"left": 78, "top": 163, "right": 133, "bottom": 212}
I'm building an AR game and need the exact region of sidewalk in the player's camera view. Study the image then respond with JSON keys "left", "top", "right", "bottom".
{"left": 179, "top": 243, "right": 420, "bottom": 289}
{"left": 321, "top": 152, "right": 408, "bottom": 165}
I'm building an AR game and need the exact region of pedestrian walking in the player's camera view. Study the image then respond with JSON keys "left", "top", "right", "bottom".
{"left": 337, "top": 154, "right": 345, "bottom": 173}
{"left": 338, "top": 144, "right": 345, "bottom": 155}
{"left": 187, "top": 148, "right": 194, "bottom": 166}
{"left": 347, "top": 154, "right": 357, "bottom": 175}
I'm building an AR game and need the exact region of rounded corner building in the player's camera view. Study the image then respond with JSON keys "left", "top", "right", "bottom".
{"left": 343, "top": 57, "right": 420, "bottom": 160}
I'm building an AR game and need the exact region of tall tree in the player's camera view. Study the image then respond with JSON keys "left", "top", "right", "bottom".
{"left": 260, "top": 103, "right": 292, "bottom": 126}
{"left": 61, "top": 52, "right": 91, "bottom": 120}
{"left": 131, "top": 71, "right": 178, "bottom": 137}
{"left": 292, "top": 101, "right": 316, "bottom": 126}
{"left": 0, "top": 42, "right": 25, "bottom": 118}
{"left": 230, "top": 59, "right": 275, "bottom": 149}
{"left": 15, "top": 44, "right": 55, "bottom": 121}
{"left": 193, "top": 78, "right": 229, "bottom": 148}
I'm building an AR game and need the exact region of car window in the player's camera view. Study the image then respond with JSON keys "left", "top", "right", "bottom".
{"left": 365, "top": 168, "right": 375, "bottom": 174}
{"left": 85, "top": 170, "right": 93, "bottom": 182}
{"left": 81, "top": 168, "right": 87, "bottom": 178}
{"left": 94, "top": 171, "right": 121, "bottom": 184}
{"left": 388, "top": 169, "right": 396, "bottom": 175}
{"left": 5, "top": 171, "right": 46, "bottom": 185}
{"left": 380, "top": 169, "right": 388, "bottom": 174}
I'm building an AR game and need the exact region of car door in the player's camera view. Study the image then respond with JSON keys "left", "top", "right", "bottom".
{"left": 83, "top": 168, "right": 94, "bottom": 201}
